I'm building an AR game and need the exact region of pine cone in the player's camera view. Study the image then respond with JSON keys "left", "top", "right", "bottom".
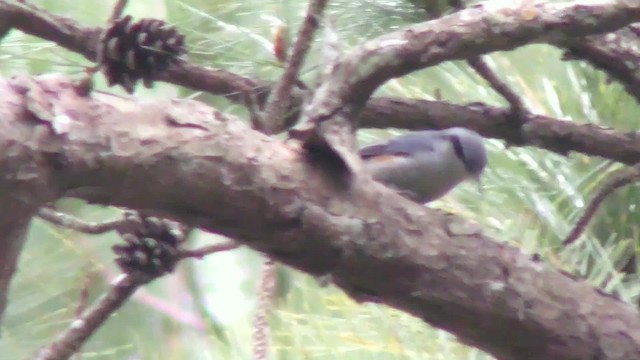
{"left": 112, "top": 213, "right": 185, "bottom": 278}
{"left": 98, "top": 15, "right": 186, "bottom": 93}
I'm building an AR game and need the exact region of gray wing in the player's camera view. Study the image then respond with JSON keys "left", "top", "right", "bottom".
{"left": 359, "top": 142, "right": 397, "bottom": 159}
{"left": 359, "top": 131, "right": 438, "bottom": 159}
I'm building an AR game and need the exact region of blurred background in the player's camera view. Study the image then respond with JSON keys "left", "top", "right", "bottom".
{"left": 2, "top": 0, "right": 640, "bottom": 359}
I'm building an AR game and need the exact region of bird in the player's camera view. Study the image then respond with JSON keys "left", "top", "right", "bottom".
{"left": 359, "top": 127, "right": 487, "bottom": 203}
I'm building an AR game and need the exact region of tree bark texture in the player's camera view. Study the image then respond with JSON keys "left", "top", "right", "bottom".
{"left": 3, "top": 0, "right": 640, "bottom": 359}
{"left": 3, "top": 0, "right": 640, "bottom": 164}
{"left": 0, "top": 74, "right": 639, "bottom": 360}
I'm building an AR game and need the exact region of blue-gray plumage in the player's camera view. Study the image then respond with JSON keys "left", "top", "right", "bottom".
{"left": 359, "top": 127, "right": 487, "bottom": 203}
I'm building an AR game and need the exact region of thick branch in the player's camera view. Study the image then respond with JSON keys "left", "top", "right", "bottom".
{"left": 359, "top": 98, "right": 640, "bottom": 165}
{"left": 0, "top": 75, "right": 66, "bottom": 324}
{"left": 2, "top": 74, "right": 640, "bottom": 360}
{"left": 295, "top": 0, "right": 640, "bottom": 169}
{"left": 561, "top": 24, "right": 640, "bottom": 103}
{"left": 0, "top": 0, "right": 264, "bottom": 101}
{"left": 2, "top": 0, "right": 640, "bottom": 165}
{"left": 300, "top": 1, "right": 640, "bottom": 125}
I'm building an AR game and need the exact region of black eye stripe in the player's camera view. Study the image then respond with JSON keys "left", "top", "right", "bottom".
{"left": 449, "top": 135, "right": 465, "bottom": 162}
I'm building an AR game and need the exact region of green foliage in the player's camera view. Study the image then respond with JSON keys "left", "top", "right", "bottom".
{"left": 2, "top": 0, "right": 640, "bottom": 359}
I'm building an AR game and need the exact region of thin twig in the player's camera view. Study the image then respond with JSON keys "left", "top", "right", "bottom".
{"left": 33, "top": 273, "right": 149, "bottom": 360}
{"left": 447, "top": 0, "right": 527, "bottom": 126}
{"left": 178, "top": 241, "right": 240, "bottom": 259}
{"left": 74, "top": 272, "right": 92, "bottom": 319}
{"left": 102, "top": 263, "right": 207, "bottom": 330}
{"left": 5, "top": 0, "right": 640, "bottom": 157}
{"left": 108, "top": 0, "right": 128, "bottom": 22}
{"left": 34, "top": 214, "right": 230, "bottom": 358}
{"left": 261, "top": 0, "right": 329, "bottom": 133}
{"left": 252, "top": 258, "right": 276, "bottom": 360}
{"left": 37, "top": 207, "right": 129, "bottom": 234}
{"left": 467, "top": 57, "right": 526, "bottom": 121}
{"left": 70, "top": 272, "right": 92, "bottom": 360}
{"left": 563, "top": 163, "right": 640, "bottom": 245}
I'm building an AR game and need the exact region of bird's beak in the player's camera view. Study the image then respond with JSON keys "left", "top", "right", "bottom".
{"left": 473, "top": 175, "right": 484, "bottom": 194}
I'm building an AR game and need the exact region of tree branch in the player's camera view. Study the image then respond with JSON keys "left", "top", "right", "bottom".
{"left": 2, "top": 0, "right": 640, "bottom": 165}
{"left": 561, "top": 24, "right": 640, "bottom": 103}
{"left": 3, "top": 74, "right": 640, "bottom": 359}
{"left": 260, "top": 0, "right": 328, "bottom": 133}
{"left": 178, "top": 241, "right": 240, "bottom": 259}
{"left": 467, "top": 56, "right": 527, "bottom": 127}
{"left": 4, "top": 1, "right": 640, "bottom": 358}
{"left": 563, "top": 162, "right": 640, "bottom": 245}
{"left": 107, "top": 0, "right": 127, "bottom": 22}
{"left": 33, "top": 274, "right": 148, "bottom": 360}
{"left": 297, "top": 1, "right": 640, "bottom": 158}
{"left": 450, "top": 0, "right": 527, "bottom": 127}
{"left": 0, "top": 71, "right": 62, "bottom": 325}
{"left": 308, "top": 0, "right": 640, "bottom": 109}
{"left": 358, "top": 98, "right": 640, "bottom": 165}
{"left": 37, "top": 207, "right": 129, "bottom": 234}
{"left": 252, "top": 258, "right": 276, "bottom": 360}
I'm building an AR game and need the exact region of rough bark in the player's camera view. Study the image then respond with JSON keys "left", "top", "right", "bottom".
{"left": 359, "top": 98, "right": 640, "bottom": 165}
{"left": 562, "top": 24, "right": 640, "bottom": 103}
{"left": 2, "top": 0, "right": 640, "bottom": 164}
{"left": 1, "top": 74, "right": 640, "bottom": 360}
{"left": 3, "top": 0, "right": 640, "bottom": 359}
{"left": 301, "top": 1, "right": 640, "bottom": 113}
{"left": 0, "top": 76, "right": 62, "bottom": 322}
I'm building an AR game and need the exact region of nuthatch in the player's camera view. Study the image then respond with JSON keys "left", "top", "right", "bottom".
{"left": 359, "top": 127, "right": 487, "bottom": 203}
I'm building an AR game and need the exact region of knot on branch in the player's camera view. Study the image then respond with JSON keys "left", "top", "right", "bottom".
{"left": 98, "top": 15, "right": 186, "bottom": 93}
{"left": 112, "top": 213, "right": 186, "bottom": 278}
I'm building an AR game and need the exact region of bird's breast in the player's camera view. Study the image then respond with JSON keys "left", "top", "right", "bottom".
{"left": 363, "top": 152, "right": 469, "bottom": 203}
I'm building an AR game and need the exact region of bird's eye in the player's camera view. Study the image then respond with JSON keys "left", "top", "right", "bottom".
{"left": 449, "top": 135, "right": 465, "bottom": 161}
